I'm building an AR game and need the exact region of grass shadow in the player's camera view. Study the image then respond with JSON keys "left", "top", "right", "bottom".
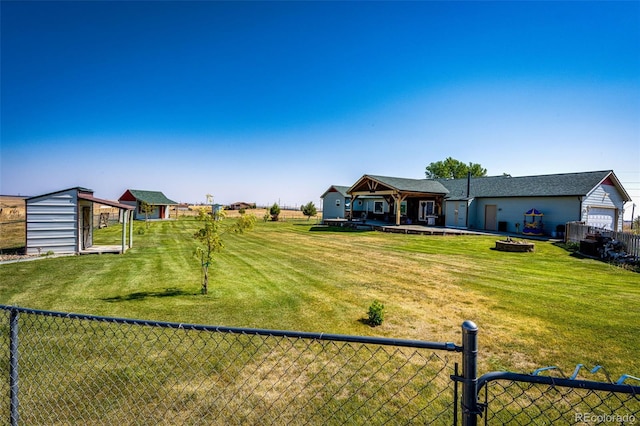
{"left": 309, "top": 226, "right": 370, "bottom": 233}
{"left": 102, "top": 287, "right": 197, "bottom": 302}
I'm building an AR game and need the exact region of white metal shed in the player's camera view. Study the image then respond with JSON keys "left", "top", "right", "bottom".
{"left": 26, "top": 187, "right": 135, "bottom": 255}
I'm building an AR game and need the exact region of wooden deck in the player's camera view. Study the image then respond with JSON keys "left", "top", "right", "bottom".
{"left": 80, "top": 245, "right": 125, "bottom": 255}
{"left": 323, "top": 219, "right": 490, "bottom": 236}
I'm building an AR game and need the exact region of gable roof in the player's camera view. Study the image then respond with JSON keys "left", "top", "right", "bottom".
{"left": 27, "top": 186, "right": 94, "bottom": 200}
{"left": 438, "top": 170, "right": 631, "bottom": 201}
{"left": 349, "top": 175, "right": 449, "bottom": 195}
{"left": 120, "top": 189, "right": 177, "bottom": 205}
{"left": 321, "top": 185, "right": 350, "bottom": 198}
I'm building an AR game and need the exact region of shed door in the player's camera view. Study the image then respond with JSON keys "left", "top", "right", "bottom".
{"left": 587, "top": 207, "right": 615, "bottom": 230}
{"left": 82, "top": 206, "right": 91, "bottom": 249}
{"left": 485, "top": 205, "right": 497, "bottom": 231}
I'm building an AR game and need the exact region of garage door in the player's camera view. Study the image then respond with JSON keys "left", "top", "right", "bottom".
{"left": 587, "top": 207, "right": 615, "bottom": 230}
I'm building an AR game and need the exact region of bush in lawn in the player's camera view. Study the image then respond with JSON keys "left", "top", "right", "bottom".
{"left": 367, "top": 300, "right": 385, "bottom": 326}
{"left": 270, "top": 203, "right": 281, "bottom": 221}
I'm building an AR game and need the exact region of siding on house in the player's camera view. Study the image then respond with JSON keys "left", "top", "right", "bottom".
{"left": 441, "top": 170, "right": 630, "bottom": 233}
{"left": 469, "top": 196, "right": 580, "bottom": 234}
{"left": 26, "top": 188, "right": 82, "bottom": 254}
{"left": 321, "top": 186, "right": 350, "bottom": 220}
{"left": 582, "top": 182, "right": 625, "bottom": 230}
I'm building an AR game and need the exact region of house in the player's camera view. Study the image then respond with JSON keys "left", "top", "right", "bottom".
{"left": 26, "top": 187, "right": 134, "bottom": 255}
{"left": 118, "top": 189, "right": 177, "bottom": 220}
{"left": 323, "top": 170, "right": 631, "bottom": 234}
{"left": 438, "top": 170, "right": 631, "bottom": 233}
{"left": 228, "top": 202, "right": 255, "bottom": 210}
{"left": 320, "top": 186, "right": 351, "bottom": 220}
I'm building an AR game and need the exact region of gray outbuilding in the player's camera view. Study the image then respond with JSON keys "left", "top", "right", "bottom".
{"left": 26, "top": 187, "right": 135, "bottom": 255}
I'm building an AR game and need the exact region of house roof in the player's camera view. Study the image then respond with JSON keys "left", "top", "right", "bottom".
{"left": 120, "top": 189, "right": 178, "bottom": 205}
{"left": 321, "top": 185, "right": 350, "bottom": 198}
{"left": 438, "top": 170, "right": 632, "bottom": 201}
{"left": 349, "top": 175, "right": 449, "bottom": 195}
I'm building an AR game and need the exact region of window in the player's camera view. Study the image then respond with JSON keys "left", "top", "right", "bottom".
{"left": 345, "top": 200, "right": 351, "bottom": 211}
{"left": 400, "top": 201, "right": 407, "bottom": 215}
{"left": 374, "top": 201, "right": 384, "bottom": 214}
{"left": 426, "top": 201, "right": 434, "bottom": 215}
{"left": 336, "top": 199, "right": 341, "bottom": 207}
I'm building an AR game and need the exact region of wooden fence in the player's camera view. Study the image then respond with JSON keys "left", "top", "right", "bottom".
{"left": 565, "top": 221, "right": 640, "bottom": 258}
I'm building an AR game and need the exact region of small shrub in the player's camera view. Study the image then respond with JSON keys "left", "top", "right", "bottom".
{"left": 367, "top": 300, "right": 385, "bottom": 326}
{"left": 270, "top": 203, "right": 281, "bottom": 221}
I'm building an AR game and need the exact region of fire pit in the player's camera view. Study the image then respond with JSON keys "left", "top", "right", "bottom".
{"left": 495, "top": 237, "right": 535, "bottom": 252}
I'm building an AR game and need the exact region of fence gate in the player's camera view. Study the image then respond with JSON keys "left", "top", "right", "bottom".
{"left": 477, "top": 370, "right": 640, "bottom": 425}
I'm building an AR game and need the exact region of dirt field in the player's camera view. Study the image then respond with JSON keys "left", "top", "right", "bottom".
{"left": 0, "top": 196, "right": 26, "bottom": 251}
{"left": 174, "top": 206, "right": 320, "bottom": 221}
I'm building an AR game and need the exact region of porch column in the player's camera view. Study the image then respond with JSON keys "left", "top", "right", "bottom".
{"left": 393, "top": 193, "right": 407, "bottom": 226}
{"left": 121, "top": 208, "right": 127, "bottom": 253}
{"left": 350, "top": 195, "right": 356, "bottom": 220}
{"left": 128, "top": 210, "right": 133, "bottom": 249}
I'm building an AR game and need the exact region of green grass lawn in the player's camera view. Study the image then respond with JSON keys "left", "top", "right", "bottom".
{"left": 0, "top": 217, "right": 638, "bottom": 378}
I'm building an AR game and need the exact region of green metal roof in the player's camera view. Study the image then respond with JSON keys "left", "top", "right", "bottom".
{"left": 437, "top": 170, "right": 629, "bottom": 200}
{"left": 127, "top": 189, "right": 178, "bottom": 205}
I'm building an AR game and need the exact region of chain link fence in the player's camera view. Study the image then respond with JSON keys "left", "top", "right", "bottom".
{"left": 0, "top": 306, "right": 460, "bottom": 425}
{"left": 1, "top": 305, "right": 638, "bottom": 425}
{"left": 478, "top": 372, "right": 640, "bottom": 425}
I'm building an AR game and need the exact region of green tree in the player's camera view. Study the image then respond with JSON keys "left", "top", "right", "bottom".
{"left": 269, "top": 203, "right": 281, "bottom": 221}
{"left": 140, "top": 201, "right": 154, "bottom": 228}
{"left": 194, "top": 208, "right": 256, "bottom": 295}
{"left": 425, "top": 157, "right": 487, "bottom": 179}
{"left": 300, "top": 201, "right": 317, "bottom": 220}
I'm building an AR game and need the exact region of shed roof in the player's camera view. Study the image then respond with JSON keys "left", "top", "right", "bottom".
{"left": 120, "top": 189, "right": 178, "bottom": 205}
{"left": 438, "top": 170, "right": 631, "bottom": 201}
{"left": 77, "top": 193, "right": 134, "bottom": 210}
{"left": 26, "top": 186, "right": 93, "bottom": 200}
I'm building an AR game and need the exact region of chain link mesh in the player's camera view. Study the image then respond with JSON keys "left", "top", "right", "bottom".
{"left": 481, "top": 378, "right": 640, "bottom": 425}
{"left": 0, "top": 310, "right": 457, "bottom": 425}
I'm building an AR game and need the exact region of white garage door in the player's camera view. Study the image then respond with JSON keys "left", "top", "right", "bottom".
{"left": 587, "top": 207, "right": 615, "bottom": 230}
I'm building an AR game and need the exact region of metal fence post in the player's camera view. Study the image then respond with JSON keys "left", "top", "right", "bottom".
{"left": 461, "top": 320, "right": 478, "bottom": 426}
{"left": 10, "top": 308, "right": 19, "bottom": 426}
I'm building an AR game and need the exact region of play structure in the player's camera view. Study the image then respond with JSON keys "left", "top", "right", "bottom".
{"left": 523, "top": 208, "right": 544, "bottom": 235}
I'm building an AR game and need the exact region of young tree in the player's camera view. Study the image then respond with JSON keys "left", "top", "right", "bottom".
{"left": 425, "top": 157, "right": 487, "bottom": 179}
{"left": 300, "top": 201, "right": 317, "bottom": 220}
{"left": 194, "top": 208, "right": 256, "bottom": 295}
{"left": 140, "top": 201, "right": 154, "bottom": 228}
{"left": 269, "top": 203, "right": 281, "bottom": 221}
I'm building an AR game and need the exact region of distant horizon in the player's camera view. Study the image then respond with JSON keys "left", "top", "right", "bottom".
{"left": 2, "top": 1, "right": 638, "bottom": 217}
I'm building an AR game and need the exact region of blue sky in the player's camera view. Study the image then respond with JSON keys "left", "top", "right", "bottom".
{"left": 1, "top": 1, "right": 639, "bottom": 217}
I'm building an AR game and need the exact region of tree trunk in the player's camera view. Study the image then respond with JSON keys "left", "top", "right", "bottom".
{"left": 202, "top": 265, "right": 209, "bottom": 294}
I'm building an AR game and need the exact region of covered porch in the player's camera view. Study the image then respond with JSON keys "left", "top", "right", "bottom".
{"left": 347, "top": 175, "right": 450, "bottom": 226}
{"left": 77, "top": 193, "right": 135, "bottom": 254}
